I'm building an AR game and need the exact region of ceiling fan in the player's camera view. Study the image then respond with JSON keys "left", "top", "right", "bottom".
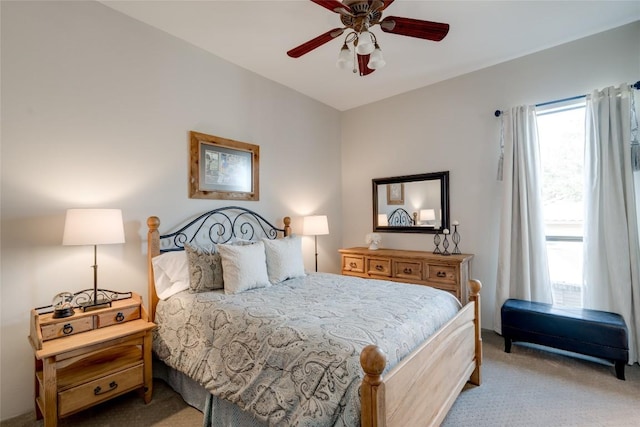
{"left": 287, "top": 0, "right": 450, "bottom": 76}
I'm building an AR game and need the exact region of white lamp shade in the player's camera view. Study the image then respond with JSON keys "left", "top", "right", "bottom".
{"left": 302, "top": 215, "right": 329, "bottom": 236}
{"left": 63, "top": 209, "right": 125, "bottom": 245}
{"left": 356, "top": 31, "right": 375, "bottom": 55}
{"left": 420, "top": 209, "right": 436, "bottom": 221}
{"left": 367, "top": 46, "right": 386, "bottom": 69}
{"left": 336, "top": 45, "right": 353, "bottom": 70}
{"left": 377, "top": 214, "right": 389, "bottom": 226}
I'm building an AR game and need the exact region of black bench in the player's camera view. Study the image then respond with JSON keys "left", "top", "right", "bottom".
{"left": 501, "top": 299, "right": 629, "bottom": 380}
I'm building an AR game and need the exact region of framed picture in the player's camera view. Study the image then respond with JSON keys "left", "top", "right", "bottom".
{"left": 387, "top": 183, "right": 404, "bottom": 205}
{"left": 189, "top": 131, "right": 259, "bottom": 201}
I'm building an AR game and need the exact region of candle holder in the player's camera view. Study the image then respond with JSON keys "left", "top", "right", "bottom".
{"left": 452, "top": 224, "right": 461, "bottom": 255}
{"left": 442, "top": 231, "right": 450, "bottom": 256}
{"left": 433, "top": 231, "right": 442, "bottom": 254}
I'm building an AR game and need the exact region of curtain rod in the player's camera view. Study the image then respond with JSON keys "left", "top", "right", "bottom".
{"left": 494, "top": 80, "right": 640, "bottom": 117}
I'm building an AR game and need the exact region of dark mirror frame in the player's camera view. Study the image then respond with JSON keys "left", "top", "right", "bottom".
{"left": 372, "top": 171, "right": 450, "bottom": 234}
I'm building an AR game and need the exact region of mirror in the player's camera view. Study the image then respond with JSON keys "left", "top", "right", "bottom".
{"left": 372, "top": 171, "right": 449, "bottom": 234}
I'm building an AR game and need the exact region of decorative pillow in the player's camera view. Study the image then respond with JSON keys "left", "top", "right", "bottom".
{"left": 185, "top": 244, "right": 224, "bottom": 292}
{"left": 263, "top": 235, "right": 306, "bottom": 284}
{"left": 151, "top": 251, "right": 189, "bottom": 300}
{"left": 217, "top": 241, "right": 270, "bottom": 294}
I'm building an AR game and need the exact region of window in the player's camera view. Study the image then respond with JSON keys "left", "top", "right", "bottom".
{"left": 537, "top": 98, "right": 585, "bottom": 308}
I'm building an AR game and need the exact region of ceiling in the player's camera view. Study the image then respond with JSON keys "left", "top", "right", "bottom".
{"left": 100, "top": 1, "right": 640, "bottom": 111}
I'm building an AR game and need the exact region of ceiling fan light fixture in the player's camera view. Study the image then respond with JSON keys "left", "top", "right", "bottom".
{"left": 336, "top": 43, "right": 353, "bottom": 69}
{"left": 355, "top": 31, "right": 375, "bottom": 55}
{"left": 367, "top": 43, "right": 386, "bottom": 70}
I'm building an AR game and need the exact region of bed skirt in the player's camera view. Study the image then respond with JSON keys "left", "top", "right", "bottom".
{"left": 154, "top": 358, "right": 266, "bottom": 427}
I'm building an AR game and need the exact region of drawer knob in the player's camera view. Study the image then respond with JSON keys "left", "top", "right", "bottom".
{"left": 349, "top": 262, "right": 357, "bottom": 268}
{"left": 375, "top": 264, "right": 383, "bottom": 271}
{"left": 403, "top": 268, "right": 413, "bottom": 274}
{"left": 436, "top": 271, "right": 447, "bottom": 278}
{"left": 94, "top": 381, "right": 118, "bottom": 396}
{"left": 62, "top": 324, "right": 74, "bottom": 335}
{"left": 115, "top": 312, "right": 125, "bottom": 322}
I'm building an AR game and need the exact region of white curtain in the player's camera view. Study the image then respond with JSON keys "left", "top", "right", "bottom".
{"left": 495, "top": 106, "right": 553, "bottom": 334}
{"left": 583, "top": 84, "right": 640, "bottom": 364}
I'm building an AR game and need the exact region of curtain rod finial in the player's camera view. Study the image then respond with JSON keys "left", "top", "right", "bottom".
{"left": 494, "top": 110, "right": 502, "bottom": 117}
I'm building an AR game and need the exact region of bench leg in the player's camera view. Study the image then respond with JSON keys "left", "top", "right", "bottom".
{"left": 615, "top": 361, "right": 626, "bottom": 380}
{"left": 504, "top": 337, "right": 512, "bottom": 353}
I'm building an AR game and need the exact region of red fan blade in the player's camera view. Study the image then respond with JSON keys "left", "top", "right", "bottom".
{"left": 311, "top": 0, "right": 352, "bottom": 15}
{"left": 380, "top": 0, "right": 395, "bottom": 10}
{"left": 357, "top": 54, "right": 375, "bottom": 76}
{"left": 380, "top": 16, "right": 449, "bottom": 41}
{"left": 287, "top": 28, "right": 345, "bottom": 58}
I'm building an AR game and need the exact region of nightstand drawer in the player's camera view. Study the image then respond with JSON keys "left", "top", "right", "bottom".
{"left": 367, "top": 258, "right": 392, "bottom": 277}
{"left": 96, "top": 306, "right": 140, "bottom": 328}
{"left": 394, "top": 260, "right": 423, "bottom": 281}
{"left": 343, "top": 255, "right": 365, "bottom": 274}
{"left": 58, "top": 364, "right": 143, "bottom": 417}
{"left": 41, "top": 317, "right": 93, "bottom": 341}
{"left": 426, "top": 264, "right": 457, "bottom": 283}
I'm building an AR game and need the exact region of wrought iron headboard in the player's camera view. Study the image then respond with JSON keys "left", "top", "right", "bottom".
{"left": 158, "top": 206, "right": 289, "bottom": 252}
{"left": 387, "top": 208, "right": 415, "bottom": 227}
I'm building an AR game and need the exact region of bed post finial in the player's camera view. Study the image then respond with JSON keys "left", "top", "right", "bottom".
{"left": 283, "top": 216, "right": 291, "bottom": 237}
{"left": 360, "top": 344, "right": 386, "bottom": 427}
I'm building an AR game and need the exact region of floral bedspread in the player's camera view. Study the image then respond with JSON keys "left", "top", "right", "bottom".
{"left": 153, "top": 272, "right": 461, "bottom": 427}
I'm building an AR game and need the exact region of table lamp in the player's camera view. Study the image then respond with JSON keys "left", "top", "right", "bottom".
{"left": 63, "top": 208, "right": 125, "bottom": 311}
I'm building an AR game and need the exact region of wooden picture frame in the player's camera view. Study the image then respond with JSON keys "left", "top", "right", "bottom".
{"left": 189, "top": 131, "right": 259, "bottom": 201}
{"left": 387, "top": 183, "right": 404, "bottom": 205}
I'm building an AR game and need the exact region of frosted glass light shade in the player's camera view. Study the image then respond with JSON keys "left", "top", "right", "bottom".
{"left": 63, "top": 209, "right": 125, "bottom": 245}
{"left": 336, "top": 44, "right": 353, "bottom": 70}
{"left": 367, "top": 45, "right": 386, "bottom": 69}
{"left": 302, "top": 215, "right": 329, "bottom": 236}
{"left": 356, "top": 31, "right": 375, "bottom": 55}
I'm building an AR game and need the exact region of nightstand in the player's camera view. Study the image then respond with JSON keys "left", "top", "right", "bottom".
{"left": 28, "top": 292, "right": 155, "bottom": 427}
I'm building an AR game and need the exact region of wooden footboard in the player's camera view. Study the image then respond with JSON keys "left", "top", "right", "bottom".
{"left": 361, "top": 280, "right": 482, "bottom": 427}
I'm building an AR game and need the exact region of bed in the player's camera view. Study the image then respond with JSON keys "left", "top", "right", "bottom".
{"left": 146, "top": 207, "right": 482, "bottom": 426}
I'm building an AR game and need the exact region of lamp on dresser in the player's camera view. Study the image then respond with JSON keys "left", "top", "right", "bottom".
{"left": 302, "top": 215, "right": 329, "bottom": 272}
{"left": 63, "top": 208, "right": 125, "bottom": 311}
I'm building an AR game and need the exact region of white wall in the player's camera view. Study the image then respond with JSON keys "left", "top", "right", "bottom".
{"left": 0, "top": 1, "right": 342, "bottom": 420}
{"left": 341, "top": 21, "right": 640, "bottom": 333}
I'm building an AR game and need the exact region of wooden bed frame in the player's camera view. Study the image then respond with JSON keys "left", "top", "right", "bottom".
{"left": 146, "top": 208, "right": 481, "bottom": 427}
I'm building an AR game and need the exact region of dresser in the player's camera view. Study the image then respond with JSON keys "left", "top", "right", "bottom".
{"left": 28, "top": 292, "right": 155, "bottom": 427}
{"left": 339, "top": 247, "right": 473, "bottom": 303}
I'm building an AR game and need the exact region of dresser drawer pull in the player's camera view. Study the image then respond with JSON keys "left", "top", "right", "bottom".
{"left": 436, "top": 271, "right": 447, "bottom": 278}
{"left": 115, "top": 312, "right": 125, "bottom": 322}
{"left": 62, "top": 324, "right": 74, "bottom": 335}
{"left": 349, "top": 262, "right": 357, "bottom": 268}
{"left": 94, "top": 381, "right": 118, "bottom": 396}
{"left": 403, "top": 268, "right": 413, "bottom": 274}
{"left": 375, "top": 264, "right": 384, "bottom": 271}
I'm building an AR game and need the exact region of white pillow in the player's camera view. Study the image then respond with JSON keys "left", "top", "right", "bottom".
{"left": 263, "top": 236, "right": 306, "bottom": 284}
{"left": 151, "top": 251, "right": 189, "bottom": 300}
{"left": 218, "top": 241, "right": 271, "bottom": 294}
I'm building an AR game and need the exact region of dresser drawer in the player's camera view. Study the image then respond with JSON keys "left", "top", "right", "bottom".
{"left": 394, "top": 260, "right": 423, "bottom": 281}
{"left": 367, "top": 258, "right": 392, "bottom": 277}
{"left": 96, "top": 306, "right": 141, "bottom": 328}
{"left": 58, "top": 364, "right": 143, "bottom": 417}
{"left": 41, "top": 317, "right": 94, "bottom": 341}
{"left": 343, "top": 255, "right": 365, "bottom": 274}
{"left": 426, "top": 264, "right": 457, "bottom": 284}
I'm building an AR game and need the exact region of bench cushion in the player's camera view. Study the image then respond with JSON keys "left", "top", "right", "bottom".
{"left": 501, "top": 299, "right": 628, "bottom": 363}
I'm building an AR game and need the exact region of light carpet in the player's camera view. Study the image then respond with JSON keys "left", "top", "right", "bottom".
{"left": 3, "top": 330, "right": 638, "bottom": 426}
